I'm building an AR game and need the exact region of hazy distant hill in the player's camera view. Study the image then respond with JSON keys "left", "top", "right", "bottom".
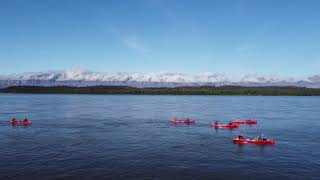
{"left": 0, "top": 69, "right": 320, "bottom": 88}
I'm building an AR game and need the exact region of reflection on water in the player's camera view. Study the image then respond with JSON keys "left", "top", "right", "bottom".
{"left": 0, "top": 94, "right": 319, "bottom": 179}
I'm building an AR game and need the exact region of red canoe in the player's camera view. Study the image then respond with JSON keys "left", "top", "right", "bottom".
{"left": 10, "top": 120, "right": 32, "bottom": 126}
{"left": 170, "top": 119, "right": 195, "bottom": 124}
{"left": 232, "top": 120, "right": 257, "bottom": 125}
{"left": 212, "top": 124, "right": 239, "bottom": 129}
{"left": 233, "top": 138, "right": 275, "bottom": 144}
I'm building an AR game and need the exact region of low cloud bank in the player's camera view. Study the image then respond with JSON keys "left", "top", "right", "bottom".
{"left": 0, "top": 69, "right": 319, "bottom": 88}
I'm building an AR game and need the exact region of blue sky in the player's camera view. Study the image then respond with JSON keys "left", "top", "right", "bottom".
{"left": 1, "top": 0, "right": 320, "bottom": 77}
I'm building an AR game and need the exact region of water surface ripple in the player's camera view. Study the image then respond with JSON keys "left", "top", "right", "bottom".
{"left": 0, "top": 94, "right": 319, "bottom": 179}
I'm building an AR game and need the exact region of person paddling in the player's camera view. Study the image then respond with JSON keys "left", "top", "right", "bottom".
{"left": 23, "top": 118, "right": 28, "bottom": 122}
{"left": 238, "top": 133, "right": 245, "bottom": 140}
{"left": 258, "top": 133, "right": 264, "bottom": 140}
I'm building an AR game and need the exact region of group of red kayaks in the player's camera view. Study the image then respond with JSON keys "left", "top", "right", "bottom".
{"left": 9, "top": 118, "right": 32, "bottom": 126}
{"left": 170, "top": 118, "right": 275, "bottom": 145}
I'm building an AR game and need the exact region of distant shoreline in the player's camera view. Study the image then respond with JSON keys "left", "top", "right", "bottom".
{"left": 1, "top": 86, "right": 320, "bottom": 96}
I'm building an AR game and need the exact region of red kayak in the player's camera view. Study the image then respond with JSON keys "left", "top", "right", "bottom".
{"left": 10, "top": 120, "right": 32, "bottom": 126}
{"left": 170, "top": 119, "right": 195, "bottom": 124}
{"left": 232, "top": 119, "right": 257, "bottom": 125}
{"left": 233, "top": 138, "right": 275, "bottom": 144}
{"left": 212, "top": 124, "right": 239, "bottom": 129}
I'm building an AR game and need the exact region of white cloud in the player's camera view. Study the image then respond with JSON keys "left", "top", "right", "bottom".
{"left": 235, "top": 45, "right": 255, "bottom": 56}
{"left": 123, "top": 37, "right": 150, "bottom": 53}
{"left": 235, "top": 47, "right": 250, "bottom": 53}
{"left": 1, "top": 69, "right": 320, "bottom": 88}
{"left": 0, "top": 68, "right": 307, "bottom": 83}
{"left": 110, "top": 26, "right": 150, "bottom": 53}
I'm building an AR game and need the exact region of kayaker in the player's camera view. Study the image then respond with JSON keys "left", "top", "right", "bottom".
{"left": 228, "top": 121, "right": 233, "bottom": 125}
{"left": 238, "top": 133, "right": 245, "bottom": 139}
{"left": 23, "top": 118, "right": 28, "bottom": 122}
{"left": 258, "top": 133, "right": 264, "bottom": 140}
{"left": 214, "top": 120, "right": 219, "bottom": 125}
{"left": 236, "top": 117, "right": 240, "bottom": 121}
{"left": 11, "top": 118, "right": 17, "bottom": 123}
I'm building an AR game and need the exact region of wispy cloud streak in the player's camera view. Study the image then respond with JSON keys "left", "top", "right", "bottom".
{"left": 110, "top": 27, "right": 150, "bottom": 53}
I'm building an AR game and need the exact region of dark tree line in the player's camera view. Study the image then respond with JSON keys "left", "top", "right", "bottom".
{"left": 1, "top": 85, "right": 320, "bottom": 96}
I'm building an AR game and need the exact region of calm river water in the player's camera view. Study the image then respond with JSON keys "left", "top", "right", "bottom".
{"left": 0, "top": 94, "right": 319, "bottom": 179}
